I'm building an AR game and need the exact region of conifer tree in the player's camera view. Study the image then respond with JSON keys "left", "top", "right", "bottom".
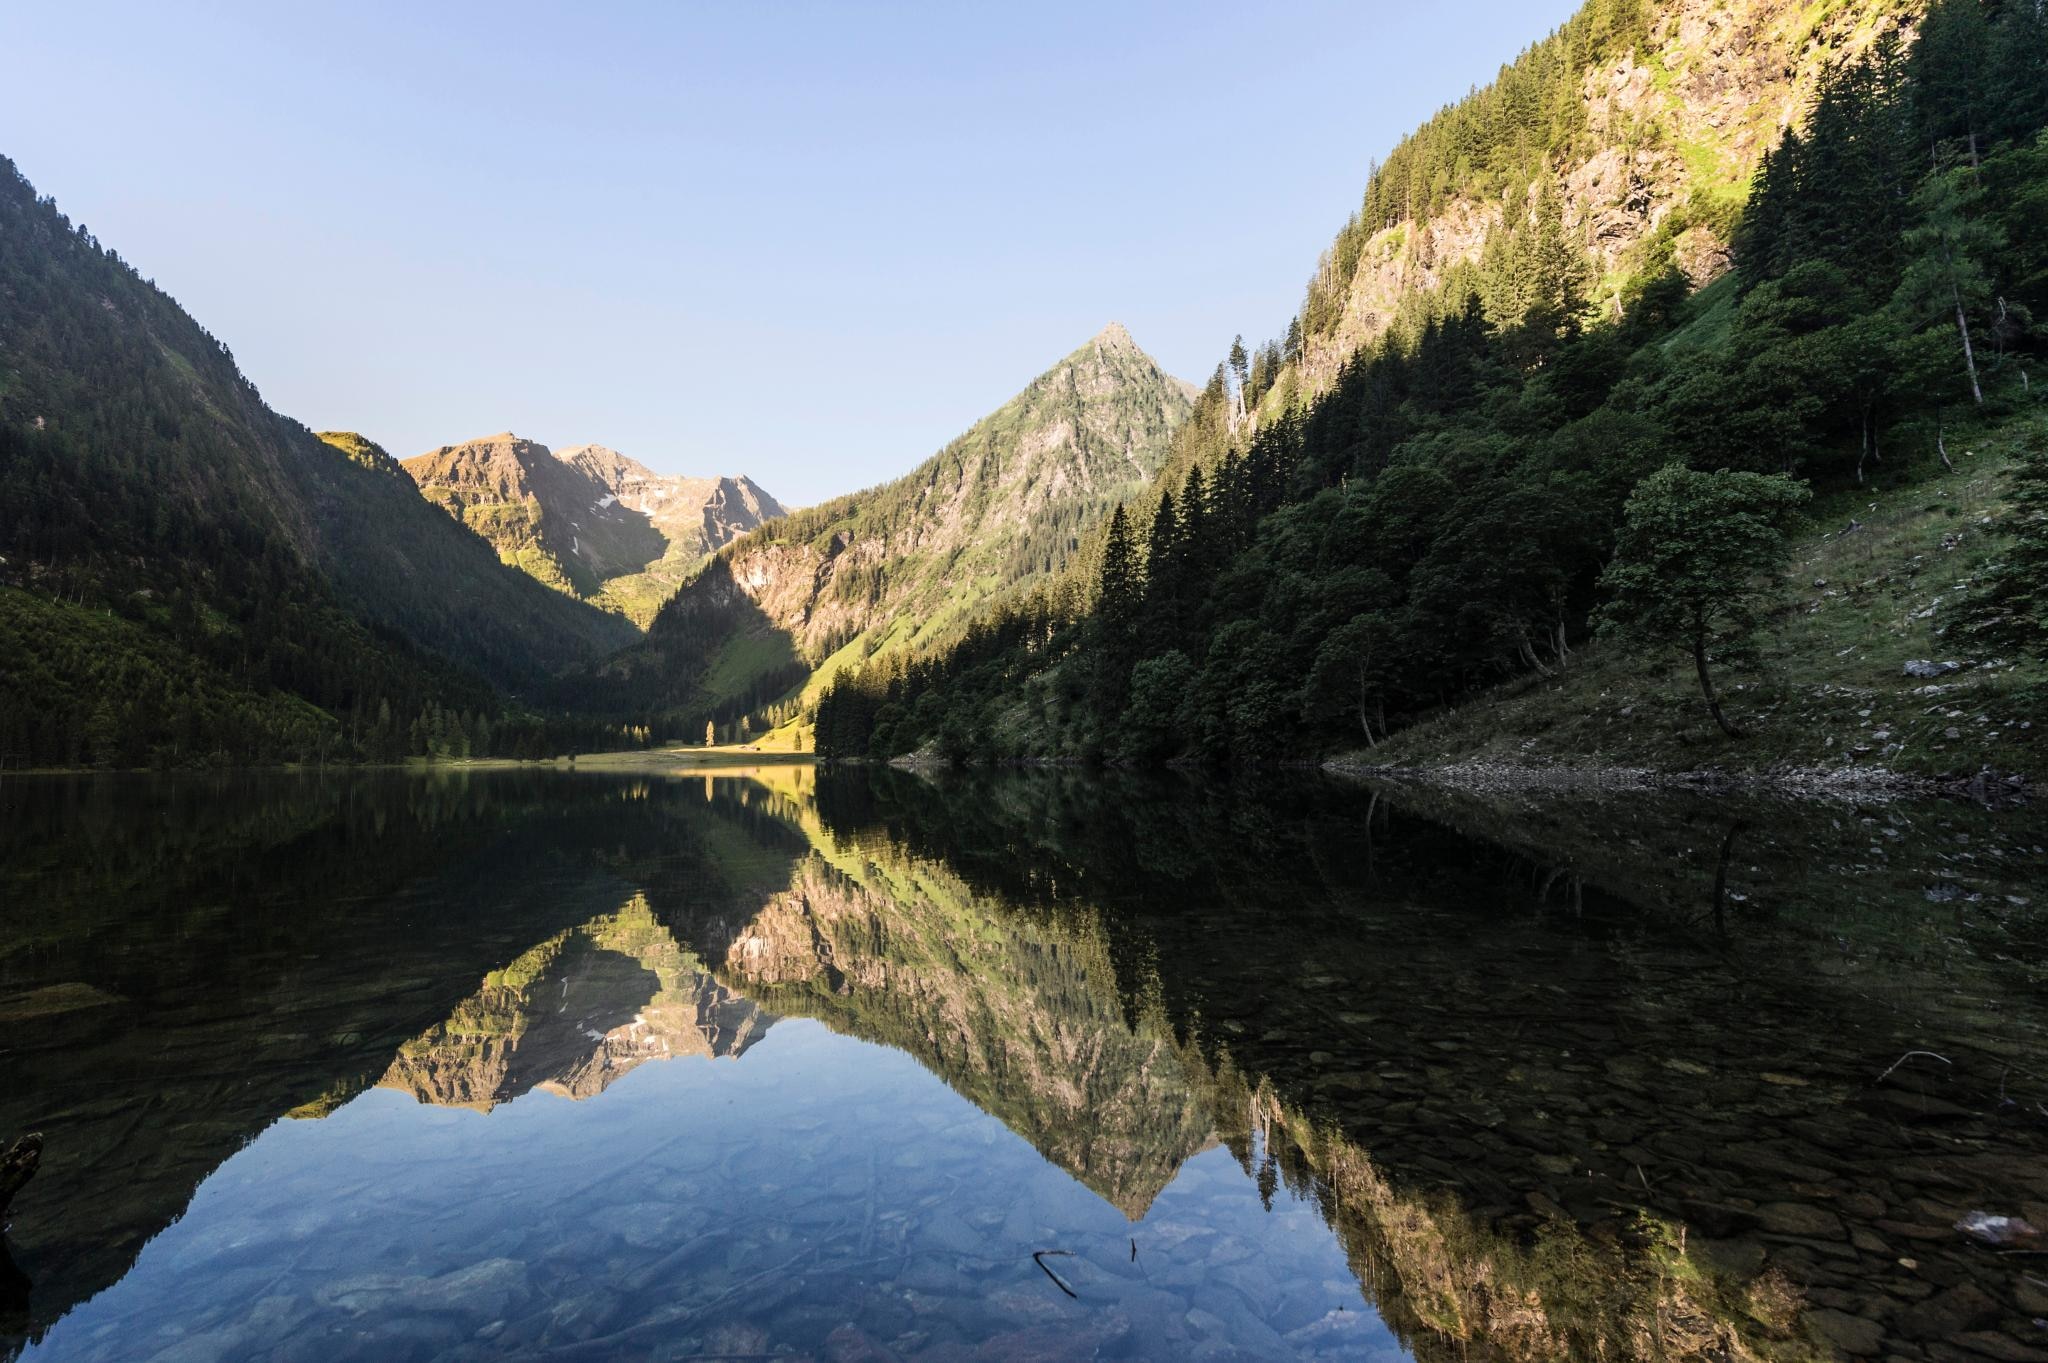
{"left": 1894, "top": 165, "right": 2003, "bottom": 404}
{"left": 1987, "top": 0, "right": 2048, "bottom": 145}
{"left": 1955, "top": 441, "right": 2048, "bottom": 657}
{"left": 1912, "top": 0, "right": 1994, "bottom": 165}
{"left": 1736, "top": 134, "right": 1799, "bottom": 287}
{"left": 1089, "top": 504, "right": 1143, "bottom": 724}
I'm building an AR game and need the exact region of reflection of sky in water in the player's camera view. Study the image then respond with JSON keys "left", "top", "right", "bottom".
{"left": 27, "top": 1021, "right": 1407, "bottom": 1363}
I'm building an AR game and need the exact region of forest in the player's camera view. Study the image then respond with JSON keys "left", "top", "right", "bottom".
{"left": 813, "top": 0, "right": 2048, "bottom": 764}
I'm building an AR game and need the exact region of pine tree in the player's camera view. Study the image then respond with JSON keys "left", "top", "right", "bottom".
{"left": 1894, "top": 165, "right": 2003, "bottom": 404}
{"left": 1912, "top": 0, "right": 1994, "bottom": 165}
{"left": 1090, "top": 504, "right": 1144, "bottom": 724}
{"left": 1955, "top": 441, "right": 2048, "bottom": 657}
{"left": 1736, "top": 134, "right": 1800, "bottom": 287}
{"left": 1987, "top": 0, "right": 2048, "bottom": 146}
{"left": 1142, "top": 488, "right": 1181, "bottom": 633}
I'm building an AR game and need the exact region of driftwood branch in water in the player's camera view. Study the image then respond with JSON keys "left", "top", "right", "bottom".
{"left": 1876, "top": 1051, "right": 1952, "bottom": 1084}
{"left": 1033, "top": 1249, "right": 1079, "bottom": 1298}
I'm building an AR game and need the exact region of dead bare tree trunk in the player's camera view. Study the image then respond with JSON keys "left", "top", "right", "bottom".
{"left": 1937, "top": 412, "right": 1955, "bottom": 472}
{"left": 1956, "top": 288, "right": 1985, "bottom": 405}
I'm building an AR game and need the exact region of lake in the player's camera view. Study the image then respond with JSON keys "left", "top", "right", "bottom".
{"left": 2, "top": 766, "right": 2044, "bottom": 1362}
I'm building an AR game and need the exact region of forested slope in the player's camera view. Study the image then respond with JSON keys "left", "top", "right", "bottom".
{"left": 0, "top": 157, "right": 636, "bottom": 766}
{"left": 814, "top": 0, "right": 2048, "bottom": 774}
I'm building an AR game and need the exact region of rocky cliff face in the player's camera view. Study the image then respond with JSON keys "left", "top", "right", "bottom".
{"left": 400, "top": 434, "right": 784, "bottom": 625}
{"left": 556, "top": 445, "right": 785, "bottom": 553}
{"left": 402, "top": 433, "right": 667, "bottom": 601}
{"left": 1296, "top": 0, "right": 1913, "bottom": 391}
{"left": 551, "top": 445, "right": 787, "bottom": 624}
{"left": 595, "top": 323, "right": 1193, "bottom": 727}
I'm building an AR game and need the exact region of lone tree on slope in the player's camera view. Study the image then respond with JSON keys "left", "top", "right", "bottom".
{"left": 1597, "top": 465, "right": 1811, "bottom": 738}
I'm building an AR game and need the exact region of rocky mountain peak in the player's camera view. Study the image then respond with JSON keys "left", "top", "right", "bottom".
{"left": 1093, "top": 320, "right": 1137, "bottom": 353}
{"left": 404, "top": 435, "right": 785, "bottom": 624}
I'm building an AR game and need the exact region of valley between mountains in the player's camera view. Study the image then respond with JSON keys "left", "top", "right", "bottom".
{"left": 2, "top": 0, "right": 2044, "bottom": 784}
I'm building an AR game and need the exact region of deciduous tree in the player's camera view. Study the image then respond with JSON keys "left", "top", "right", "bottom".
{"left": 1597, "top": 466, "right": 1810, "bottom": 738}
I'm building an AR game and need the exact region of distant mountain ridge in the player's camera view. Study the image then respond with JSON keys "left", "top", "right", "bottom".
{"left": 555, "top": 443, "right": 785, "bottom": 552}
{"left": 555, "top": 443, "right": 788, "bottom": 623}
{"left": 401, "top": 435, "right": 785, "bottom": 626}
{"left": 566, "top": 322, "right": 1195, "bottom": 732}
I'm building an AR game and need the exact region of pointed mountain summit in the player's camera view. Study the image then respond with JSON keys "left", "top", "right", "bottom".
{"left": 1090, "top": 319, "right": 1143, "bottom": 357}
{"left": 401, "top": 435, "right": 786, "bottom": 625}
{"left": 563, "top": 325, "right": 1193, "bottom": 731}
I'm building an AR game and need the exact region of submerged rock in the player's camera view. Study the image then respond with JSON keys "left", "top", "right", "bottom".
{"left": 1955, "top": 1211, "right": 2043, "bottom": 1250}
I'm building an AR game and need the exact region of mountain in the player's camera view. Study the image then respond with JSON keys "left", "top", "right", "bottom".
{"left": 1284, "top": 0, "right": 1919, "bottom": 398}
{"left": 550, "top": 444, "right": 786, "bottom": 624}
{"left": 815, "top": 0, "right": 2048, "bottom": 769}
{"left": 402, "top": 433, "right": 669, "bottom": 598}
{"left": 0, "top": 155, "right": 637, "bottom": 767}
{"left": 569, "top": 322, "right": 1195, "bottom": 734}
{"left": 288, "top": 429, "right": 637, "bottom": 686}
{"left": 554, "top": 444, "right": 785, "bottom": 557}
{"left": 401, "top": 436, "right": 785, "bottom": 625}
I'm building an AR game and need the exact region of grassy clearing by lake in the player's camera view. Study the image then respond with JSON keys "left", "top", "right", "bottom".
{"left": 1349, "top": 409, "right": 2048, "bottom": 783}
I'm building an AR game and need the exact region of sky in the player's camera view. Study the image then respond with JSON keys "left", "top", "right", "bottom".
{"left": 4, "top": 1, "right": 1580, "bottom": 506}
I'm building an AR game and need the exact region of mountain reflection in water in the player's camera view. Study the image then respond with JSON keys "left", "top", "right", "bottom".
{"left": 1, "top": 768, "right": 2044, "bottom": 1362}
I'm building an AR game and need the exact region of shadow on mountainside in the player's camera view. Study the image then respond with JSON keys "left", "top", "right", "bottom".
{"left": 548, "top": 554, "right": 808, "bottom": 736}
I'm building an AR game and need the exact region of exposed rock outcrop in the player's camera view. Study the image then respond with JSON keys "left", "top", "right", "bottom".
{"left": 400, "top": 434, "right": 785, "bottom": 624}
{"left": 1296, "top": 0, "right": 1914, "bottom": 391}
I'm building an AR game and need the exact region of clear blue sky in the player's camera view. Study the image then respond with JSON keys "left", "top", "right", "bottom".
{"left": 5, "top": 1, "right": 1579, "bottom": 506}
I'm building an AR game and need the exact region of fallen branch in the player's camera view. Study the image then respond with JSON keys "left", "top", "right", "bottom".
{"left": 1033, "top": 1249, "right": 1078, "bottom": 1298}
{"left": 1876, "top": 1050, "right": 1952, "bottom": 1084}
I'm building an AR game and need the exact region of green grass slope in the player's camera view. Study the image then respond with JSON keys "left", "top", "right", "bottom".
{"left": 1352, "top": 410, "right": 2048, "bottom": 783}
